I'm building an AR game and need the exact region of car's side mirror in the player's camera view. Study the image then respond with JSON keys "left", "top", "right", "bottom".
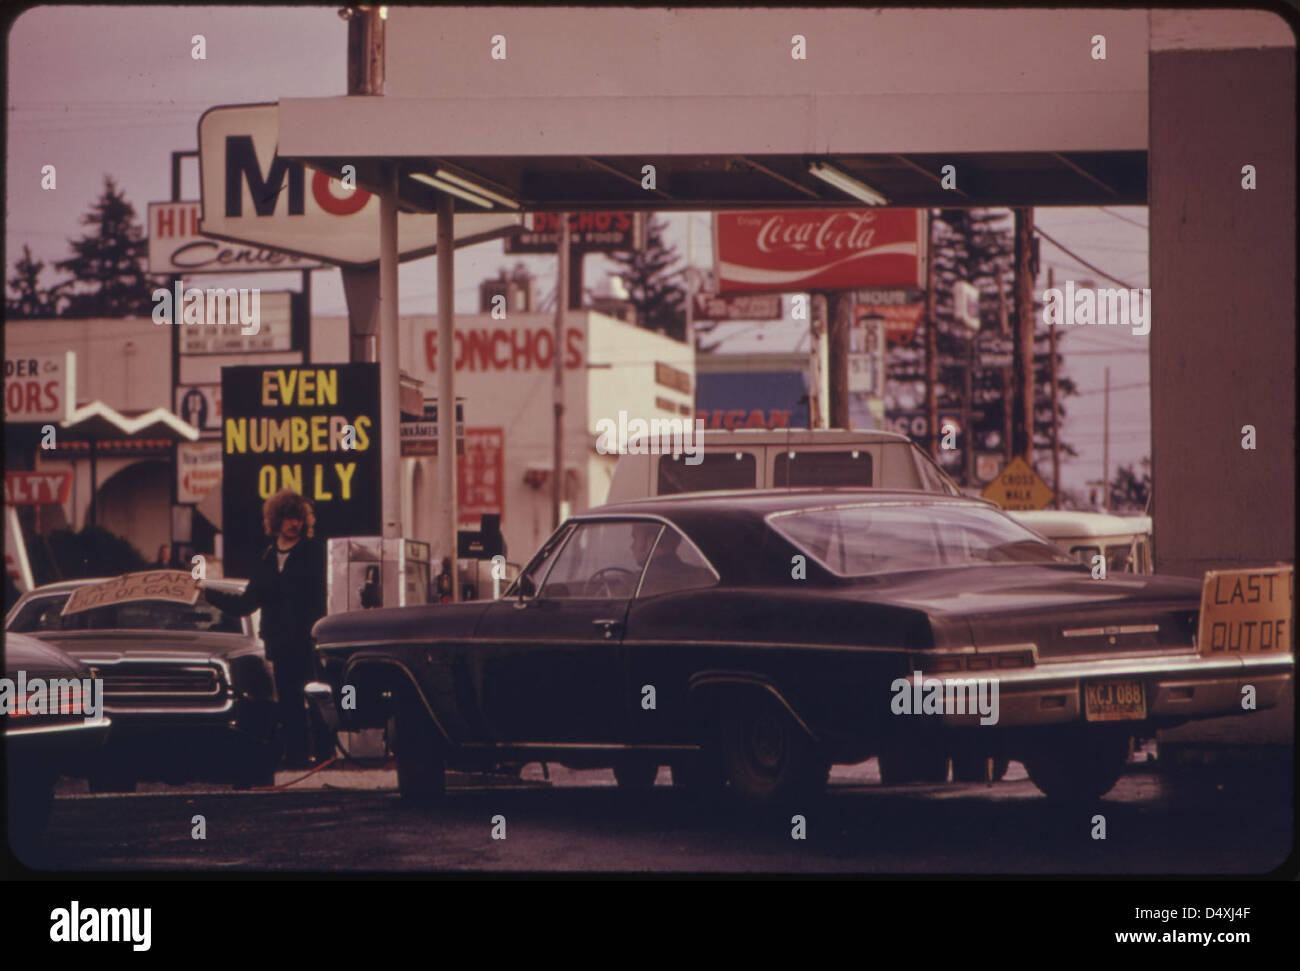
{"left": 518, "top": 575, "right": 536, "bottom": 599}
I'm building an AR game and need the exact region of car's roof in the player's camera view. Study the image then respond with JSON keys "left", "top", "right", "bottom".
{"left": 582, "top": 489, "right": 1000, "bottom": 585}
{"left": 592, "top": 487, "right": 991, "bottom": 518}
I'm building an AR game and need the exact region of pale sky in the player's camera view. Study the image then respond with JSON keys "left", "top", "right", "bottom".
{"left": 6, "top": 5, "right": 1151, "bottom": 498}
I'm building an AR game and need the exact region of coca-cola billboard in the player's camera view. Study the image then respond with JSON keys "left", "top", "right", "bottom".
{"left": 714, "top": 209, "right": 926, "bottom": 294}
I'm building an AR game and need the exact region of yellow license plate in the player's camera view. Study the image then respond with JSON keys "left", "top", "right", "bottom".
{"left": 1083, "top": 680, "right": 1146, "bottom": 721}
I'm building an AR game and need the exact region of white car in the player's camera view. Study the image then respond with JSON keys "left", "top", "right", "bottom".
{"left": 1007, "top": 510, "right": 1153, "bottom": 574}
{"left": 604, "top": 428, "right": 963, "bottom": 503}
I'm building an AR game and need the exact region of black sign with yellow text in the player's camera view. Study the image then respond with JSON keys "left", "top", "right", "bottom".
{"left": 221, "top": 364, "right": 381, "bottom": 579}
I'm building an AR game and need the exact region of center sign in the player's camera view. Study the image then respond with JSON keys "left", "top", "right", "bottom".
{"left": 198, "top": 104, "right": 523, "bottom": 267}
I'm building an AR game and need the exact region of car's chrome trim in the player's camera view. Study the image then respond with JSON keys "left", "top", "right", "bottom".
{"left": 339, "top": 655, "right": 453, "bottom": 744}
{"left": 1062, "top": 623, "right": 1161, "bottom": 638}
{"left": 6, "top": 716, "right": 112, "bottom": 737}
{"left": 456, "top": 742, "right": 698, "bottom": 751}
{"left": 986, "top": 653, "right": 1288, "bottom": 685}
{"left": 320, "top": 636, "right": 917, "bottom": 654}
{"left": 688, "top": 672, "right": 817, "bottom": 741}
{"left": 105, "top": 697, "right": 235, "bottom": 716}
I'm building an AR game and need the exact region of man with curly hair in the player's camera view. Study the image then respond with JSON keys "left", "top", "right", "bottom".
{"left": 200, "top": 489, "right": 328, "bottom": 769}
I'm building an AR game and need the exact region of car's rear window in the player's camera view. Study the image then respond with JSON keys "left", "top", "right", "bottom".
{"left": 657, "top": 451, "right": 757, "bottom": 494}
{"left": 768, "top": 503, "right": 1076, "bottom": 576}
{"left": 773, "top": 450, "right": 873, "bottom": 488}
{"left": 7, "top": 594, "right": 245, "bottom": 635}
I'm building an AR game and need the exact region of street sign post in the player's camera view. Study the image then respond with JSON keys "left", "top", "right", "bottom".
{"left": 982, "top": 456, "right": 1054, "bottom": 510}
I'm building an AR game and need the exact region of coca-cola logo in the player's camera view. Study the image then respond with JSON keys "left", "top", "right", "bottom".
{"left": 752, "top": 212, "right": 879, "bottom": 254}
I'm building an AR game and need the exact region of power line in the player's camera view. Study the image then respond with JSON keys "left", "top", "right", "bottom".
{"left": 1073, "top": 382, "right": 1149, "bottom": 395}
{"left": 1034, "top": 227, "right": 1139, "bottom": 290}
{"left": 1098, "top": 207, "right": 1149, "bottom": 230}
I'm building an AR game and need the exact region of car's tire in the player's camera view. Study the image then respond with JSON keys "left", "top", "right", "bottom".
{"left": 878, "top": 735, "right": 950, "bottom": 784}
{"left": 389, "top": 697, "right": 445, "bottom": 806}
{"left": 950, "top": 751, "right": 1011, "bottom": 783}
{"left": 613, "top": 758, "right": 660, "bottom": 789}
{"left": 717, "top": 692, "right": 827, "bottom": 807}
{"left": 8, "top": 769, "right": 57, "bottom": 847}
{"left": 1023, "top": 729, "right": 1131, "bottom": 803}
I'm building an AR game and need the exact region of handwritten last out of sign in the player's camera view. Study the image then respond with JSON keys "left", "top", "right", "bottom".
{"left": 1197, "top": 565, "right": 1294, "bottom": 655}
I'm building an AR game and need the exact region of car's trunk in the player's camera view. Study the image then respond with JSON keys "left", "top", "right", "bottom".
{"left": 865, "top": 564, "right": 1202, "bottom": 660}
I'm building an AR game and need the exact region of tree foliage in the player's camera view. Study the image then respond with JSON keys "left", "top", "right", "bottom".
{"left": 50, "top": 175, "right": 163, "bottom": 318}
{"left": 4, "top": 245, "right": 61, "bottom": 319}
{"left": 608, "top": 214, "right": 687, "bottom": 341}
{"left": 886, "top": 208, "right": 1078, "bottom": 487}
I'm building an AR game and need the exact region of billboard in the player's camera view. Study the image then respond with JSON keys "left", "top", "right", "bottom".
{"left": 198, "top": 104, "right": 522, "bottom": 267}
{"left": 221, "top": 364, "right": 382, "bottom": 579}
{"left": 503, "top": 212, "right": 636, "bottom": 253}
{"left": 149, "top": 202, "right": 324, "bottom": 274}
{"left": 714, "top": 209, "right": 926, "bottom": 294}
{"left": 459, "top": 427, "right": 504, "bottom": 526}
{"left": 4, "top": 351, "right": 75, "bottom": 424}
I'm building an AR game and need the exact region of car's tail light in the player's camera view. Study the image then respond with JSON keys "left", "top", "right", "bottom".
{"left": 914, "top": 646, "right": 1035, "bottom": 673}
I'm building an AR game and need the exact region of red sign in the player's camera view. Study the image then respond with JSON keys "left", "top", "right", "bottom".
{"left": 458, "top": 427, "right": 504, "bottom": 526}
{"left": 5, "top": 471, "right": 72, "bottom": 506}
{"left": 697, "top": 409, "right": 792, "bottom": 431}
{"left": 425, "top": 327, "right": 584, "bottom": 373}
{"left": 714, "top": 209, "right": 925, "bottom": 294}
{"left": 504, "top": 212, "right": 636, "bottom": 254}
{"left": 856, "top": 297, "right": 926, "bottom": 345}
{"left": 692, "top": 291, "right": 783, "bottom": 321}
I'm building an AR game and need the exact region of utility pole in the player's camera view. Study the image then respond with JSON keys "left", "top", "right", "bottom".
{"left": 1047, "top": 266, "right": 1061, "bottom": 507}
{"left": 1102, "top": 366, "right": 1111, "bottom": 513}
{"left": 1012, "top": 207, "right": 1035, "bottom": 461}
{"left": 552, "top": 213, "right": 570, "bottom": 529}
{"left": 924, "top": 210, "right": 938, "bottom": 457}
{"left": 998, "top": 265, "right": 1012, "bottom": 465}
{"left": 961, "top": 322, "right": 974, "bottom": 485}
{"left": 808, "top": 293, "right": 828, "bottom": 429}
{"left": 829, "top": 291, "right": 853, "bottom": 429}
{"left": 435, "top": 189, "right": 457, "bottom": 599}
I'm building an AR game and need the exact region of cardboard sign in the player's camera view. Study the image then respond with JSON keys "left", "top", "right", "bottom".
{"left": 61, "top": 571, "right": 200, "bottom": 616}
{"left": 1198, "top": 565, "right": 1293, "bottom": 656}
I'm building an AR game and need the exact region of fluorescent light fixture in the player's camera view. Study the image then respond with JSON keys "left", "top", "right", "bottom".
{"left": 433, "top": 169, "right": 521, "bottom": 209}
{"left": 808, "top": 162, "right": 888, "bottom": 206}
{"left": 410, "top": 171, "right": 493, "bottom": 208}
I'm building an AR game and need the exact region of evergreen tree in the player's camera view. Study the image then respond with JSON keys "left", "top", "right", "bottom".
{"left": 608, "top": 214, "right": 687, "bottom": 341}
{"left": 1109, "top": 457, "right": 1152, "bottom": 512}
{"left": 5, "top": 244, "right": 61, "bottom": 318}
{"left": 52, "top": 175, "right": 163, "bottom": 318}
{"left": 884, "top": 208, "right": 1077, "bottom": 487}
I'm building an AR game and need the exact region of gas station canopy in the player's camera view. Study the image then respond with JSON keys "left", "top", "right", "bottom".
{"left": 276, "top": 6, "right": 1154, "bottom": 215}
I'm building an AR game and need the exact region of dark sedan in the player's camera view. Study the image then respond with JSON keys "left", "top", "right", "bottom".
{"left": 310, "top": 491, "right": 1293, "bottom": 806}
{"left": 5, "top": 579, "right": 279, "bottom": 790}
{"left": 4, "top": 632, "right": 111, "bottom": 845}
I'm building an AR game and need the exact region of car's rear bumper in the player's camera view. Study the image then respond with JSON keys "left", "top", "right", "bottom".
{"left": 928, "top": 651, "right": 1293, "bottom": 728}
